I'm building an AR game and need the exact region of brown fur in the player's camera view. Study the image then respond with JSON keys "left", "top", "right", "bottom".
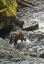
{"left": 9, "top": 30, "right": 26, "bottom": 45}
{"left": 15, "top": 19, "right": 24, "bottom": 28}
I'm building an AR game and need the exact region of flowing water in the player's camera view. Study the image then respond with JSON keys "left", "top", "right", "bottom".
{"left": 0, "top": 0, "right": 44, "bottom": 64}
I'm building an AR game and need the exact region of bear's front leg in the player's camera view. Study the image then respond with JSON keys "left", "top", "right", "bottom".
{"left": 9, "top": 36, "right": 13, "bottom": 44}
{"left": 14, "top": 41, "right": 17, "bottom": 46}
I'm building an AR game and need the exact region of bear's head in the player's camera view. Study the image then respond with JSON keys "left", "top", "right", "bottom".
{"left": 9, "top": 35, "right": 17, "bottom": 44}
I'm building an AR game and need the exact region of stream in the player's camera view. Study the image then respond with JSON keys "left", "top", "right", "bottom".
{"left": 0, "top": 0, "right": 44, "bottom": 64}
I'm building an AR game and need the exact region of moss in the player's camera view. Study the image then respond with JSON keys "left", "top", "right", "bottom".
{"left": 0, "top": 0, "right": 18, "bottom": 16}
{"left": 0, "top": 0, "right": 18, "bottom": 29}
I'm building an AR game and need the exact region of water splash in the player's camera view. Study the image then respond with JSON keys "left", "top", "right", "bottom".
{"left": 17, "top": 38, "right": 33, "bottom": 48}
{"left": 17, "top": 38, "right": 32, "bottom": 44}
{"left": 10, "top": 43, "right": 14, "bottom": 48}
{"left": 25, "top": 38, "right": 32, "bottom": 44}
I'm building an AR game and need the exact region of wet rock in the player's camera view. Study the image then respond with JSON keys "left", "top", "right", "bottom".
{"left": 0, "top": 38, "right": 10, "bottom": 47}
{"left": 12, "top": 25, "right": 21, "bottom": 31}
{"left": 0, "top": 14, "right": 15, "bottom": 30}
{"left": 22, "top": 21, "right": 39, "bottom": 31}
{"left": 0, "top": 46, "right": 24, "bottom": 59}
{"left": 20, "top": 61, "right": 30, "bottom": 64}
{"left": 0, "top": 0, "right": 18, "bottom": 29}
{"left": 29, "top": 52, "right": 38, "bottom": 57}
{"left": 39, "top": 54, "right": 44, "bottom": 58}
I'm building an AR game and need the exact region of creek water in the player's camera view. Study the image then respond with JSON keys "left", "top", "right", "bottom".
{"left": 0, "top": 0, "right": 44, "bottom": 64}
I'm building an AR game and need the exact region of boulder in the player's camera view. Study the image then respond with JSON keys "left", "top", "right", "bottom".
{"left": 22, "top": 21, "right": 39, "bottom": 31}
{"left": 0, "top": 38, "right": 10, "bottom": 47}
{"left": 0, "top": 0, "right": 18, "bottom": 29}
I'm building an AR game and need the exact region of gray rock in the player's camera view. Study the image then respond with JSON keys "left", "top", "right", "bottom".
{"left": 12, "top": 25, "right": 21, "bottom": 31}
{"left": 22, "top": 21, "right": 39, "bottom": 31}
{"left": 0, "top": 38, "right": 10, "bottom": 47}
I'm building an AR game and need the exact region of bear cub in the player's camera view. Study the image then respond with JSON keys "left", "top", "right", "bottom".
{"left": 9, "top": 30, "right": 26, "bottom": 45}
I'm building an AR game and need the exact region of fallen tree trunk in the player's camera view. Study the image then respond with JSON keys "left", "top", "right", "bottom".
{"left": 23, "top": 0, "right": 36, "bottom": 6}
{"left": 17, "top": 0, "right": 36, "bottom": 7}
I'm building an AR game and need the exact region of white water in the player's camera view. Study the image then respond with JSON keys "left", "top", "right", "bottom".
{"left": 10, "top": 43, "right": 14, "bottom": 48}
{"left": 17, "top": 38, "right": 32, "bottom": 44}
{"left": 33, "top": 12, "right": 44, "bottom": 32}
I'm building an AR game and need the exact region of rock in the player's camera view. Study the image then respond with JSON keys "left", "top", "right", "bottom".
{"left": 0, "top": 0, "right": 18, "bottom": 29}
{"left": 0, "top": 38, "right": 10, "bottom": 47}
{"left": 12, "top": 25, "right": 21, "bottom": 31}
{"left": 0, "top": 46, "right": 24, "bottom": 59}
{"left": 22, "top": 21, "right": 39, "bottom": 31}
{"left": 39, "top": 54, "right": 44, "bottom": 58}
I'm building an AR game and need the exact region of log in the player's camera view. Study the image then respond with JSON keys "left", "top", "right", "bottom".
{"left": 23, "top": 0, "right": 36, "bottom": 6}
{"left": 17, "top": 0, "right": 36, "bottom": 7}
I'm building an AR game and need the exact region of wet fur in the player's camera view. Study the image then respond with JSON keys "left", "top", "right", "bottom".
{"left": 15, "top": 19, "right": 24, "bottom": 28}
{"left": 9, "top": 30, "right": 26, "bottom": 45}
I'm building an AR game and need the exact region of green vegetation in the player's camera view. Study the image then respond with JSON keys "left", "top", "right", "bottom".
{"left": 0, "top": 0, "right": 18, "bottom": 29}
{"left": 0, "top": 0, "right": 18, "bottom": 16}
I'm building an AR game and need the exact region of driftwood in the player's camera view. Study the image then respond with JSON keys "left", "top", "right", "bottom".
{"left": 17, "top": 0, "right": 36, "bottom": 7}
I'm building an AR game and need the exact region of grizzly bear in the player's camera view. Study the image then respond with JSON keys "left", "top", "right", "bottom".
{"left": 9, "top": 30, "right": 26, "bottom": 45}
{"left": 15, "top": 19, "right": 24, "bottom": 28}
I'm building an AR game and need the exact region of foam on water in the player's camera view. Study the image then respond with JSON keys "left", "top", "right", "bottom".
{"left": 33, "top": 12, "right": 44, "bottom": 32}
{"left": 17, "top": 39, "right": 22, "bottom": 43}
{"left": 25, "top": 38, "right": 32, "bottom": 43}
{"left": 17, "top": 38, "right": 32, "bottom": 44}
{"left": 10, "top": 42, "right": 14, "bottom": 48}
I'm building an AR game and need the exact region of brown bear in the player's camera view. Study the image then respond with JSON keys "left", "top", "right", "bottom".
{"left": 15, "top": 19, "right": 24, "bottom": 28}
{"left": 9, "top": 30, "right": 26, "bottom": 45}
